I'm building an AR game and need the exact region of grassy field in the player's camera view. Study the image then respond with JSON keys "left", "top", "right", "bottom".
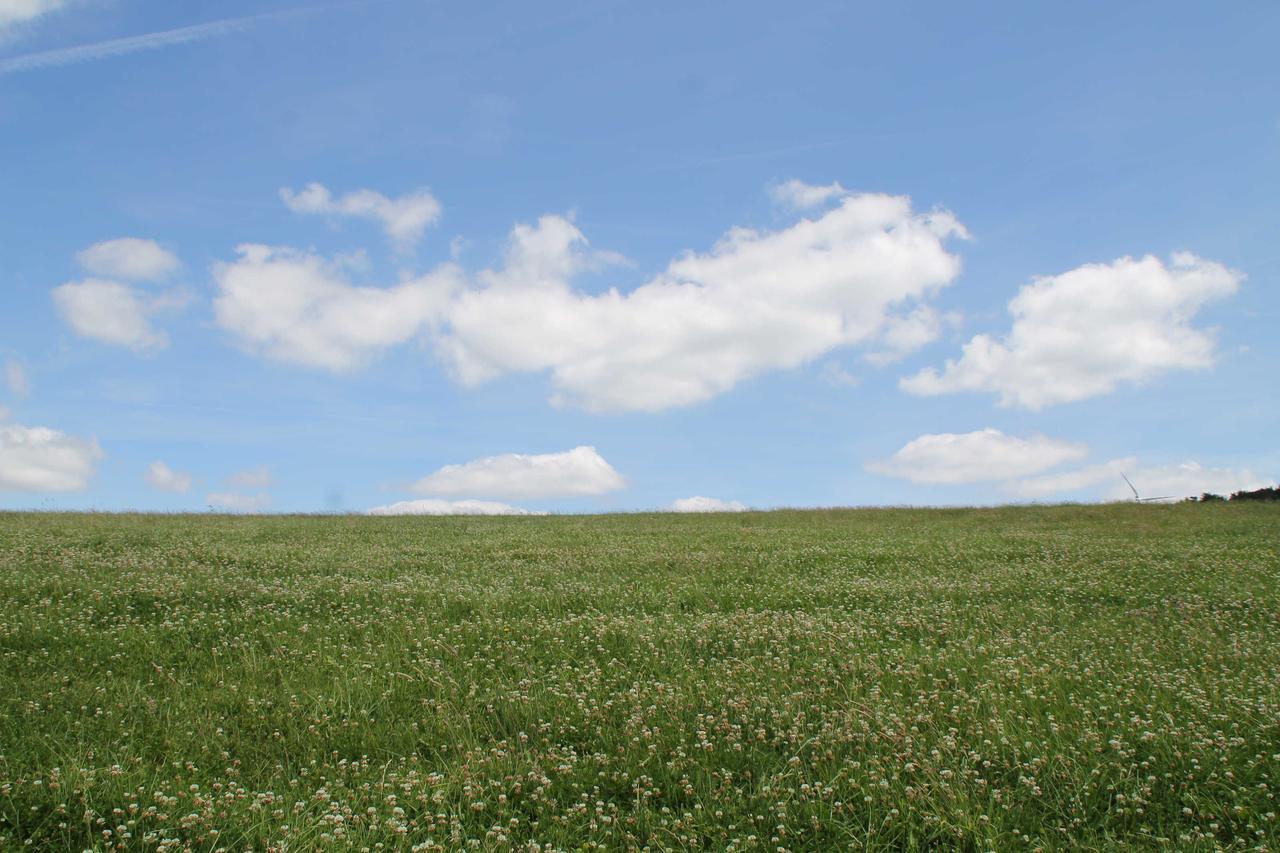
{"left": 1, "top": 505, "right": 1277, "bottom": 851}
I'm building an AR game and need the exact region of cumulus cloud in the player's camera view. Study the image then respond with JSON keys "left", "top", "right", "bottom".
{"left": 228, "top": 465, "right": 273, "bottom": 488}
{"left": 4, "top": 359, "right": 28, "bottom": 397}
{"left": 863, "top": 306, "right": 957, "bottom": 366}
{"left": 768, "top": 179, "right": 849, "bottom": 210}
{"left": 866, "top": 430, "right": 1269, "bottom": 501}
{"left": 439, "top": 193, "right": 967, "bottom": 412}
{"left": 902, "top": 253, "right": 1243, "bottom": 409}
{"left": 214, "top": 187, "right": 967, "bottom": 410}
{"left": 866, "top": 428, "right": 1089, "bottom": 484}
{"left": 1100, "top": 462, "right": 1270, "bottom": 501}
{"left": 0, "top": 0, "right": 64, "bottom": 32}
{"left": 281, "top": 183, "right": 442, "bottom": 251}
{"left": 1008, "top": 458, "right": 1270, "bottom": 502}
{"left": 206, "top": 492, "right": 270, "bottom": 512}
{"left": 51, "top": 279, "right": 171, "bottom": 350}
{"left": 367, "top": 498, "right": 544, "bottom": 516}
{"left": 1004, "top": 457, "right": 1136, "bottom": 498}
{"left": 212, "top": 244, "right": 460, "bottom": 371}
{"left": 669, "top": 496, "right": 748, "bottom": 512}
{"left": 53, "top": 238, "right": 187, "bottom": 351}
{"left": 0, "top": 422, "right": 102, "bottom": 491}
{"left": 214, "top": 188, "right": 964, "bottom": 410}
{"left": 76, "top": 238, "right": 180, "bottom": 282}
{"left": 411, "top": 445, "right": 625, "bottom": 500}
{"left": 145, "top": 460, "right": 192, "bottom": 493}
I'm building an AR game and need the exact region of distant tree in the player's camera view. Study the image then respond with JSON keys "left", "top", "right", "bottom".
{"left": 1229, "top": 486, "right": 1280, "bottom": 502}
{"left": 1197, "top": 492, "right": 1226, "bottom": 502}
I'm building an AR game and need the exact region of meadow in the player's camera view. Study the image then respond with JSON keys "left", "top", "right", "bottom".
{"left": 0, "top": 504, "right": 1277, "bottom": 851}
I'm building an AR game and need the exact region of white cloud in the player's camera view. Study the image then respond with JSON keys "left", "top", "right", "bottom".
{"left": 1008, "top": 458, "right": 1271, "bottom": 502}
{"left": 206, "top": 492, "right": 270, "bottom": 512}
{"left": 281, "top": 183, "right": 442, "bottom": 251}
{"left": 411, "top": 445, "right": 625, "bottom": 500}
{"left": 145, "top": 460, "right": 192, "bottom": 493}
{"left": 863, "top": 306, "right": 957, "bottom": 367}
{"left": 0, "top": 10, "right": 281, "bottom": 75}
{"left": 52, "top": 279, "right": 172, "bottom": 350}
{"left": 1101, "top": 462, "right": 1270, "bottom": 501}
{"left": 669, "top": 496, "right": 748, "bottom": 512}
{"left": 228, "top": 465, "right": 273, "bottom": 488}
{"left": 1004, "top": 457, "right": 1136, "bottom": 498}
{"left": 77, "top": 238, "right": 180, "bottom": 282}
{"left": 438, "top": 193, "right": 967, "bottom": 412}
{"left": 866, "top": 428, "right": 1089, "bottom": 484}
{"left": 768, "top": 179, "right": 849, "bottom": 210}
{"left": 212, "top": 244, "right": 460, "bottom": 371}
{"left": 4, "top": 359, "right": 28, "bottom": 397}
{"left": 366, "top": 498, "right": 544, "bottom": 516}
{"left": 52, "top": 238, "right": 188, "bottom": 351}
{"left": 215, "top": 188, "right": 965, "bottom": 410}
{"left": 902, "top": 253, "right": 1243, "bottom": 409}
{"left": 0, "top": 422, "right": 101, "bottom": 492}
{"left": 0, "top": 0, "right": 64, "bottom": 32}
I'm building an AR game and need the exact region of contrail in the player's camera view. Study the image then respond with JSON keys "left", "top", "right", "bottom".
{"left": 0, "top": 7, "right": 319, "bottom": 75}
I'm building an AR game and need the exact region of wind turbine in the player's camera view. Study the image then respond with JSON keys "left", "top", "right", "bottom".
{"left": 1120, "top": 472, "right": 1176, "bottom": 503}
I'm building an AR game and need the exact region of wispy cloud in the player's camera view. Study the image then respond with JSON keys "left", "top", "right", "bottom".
{"left": 0, "top": 0, "right": 66, "bottom": 34}
{"left": 0, "top": 7, "right": 318, "bottom": 75}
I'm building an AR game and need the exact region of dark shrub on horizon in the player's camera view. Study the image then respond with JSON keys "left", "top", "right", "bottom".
{"left": 1230, "top": 486, "right": 1280, "bottom": 502}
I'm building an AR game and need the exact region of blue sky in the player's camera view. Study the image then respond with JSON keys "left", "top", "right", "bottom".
{"left": 1, "top": 0, "right": 1277, "bottom": 513}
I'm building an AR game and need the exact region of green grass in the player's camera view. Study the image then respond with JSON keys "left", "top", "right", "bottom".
{"left": 1, "top": 504, "right": 1277, "bottom": 851}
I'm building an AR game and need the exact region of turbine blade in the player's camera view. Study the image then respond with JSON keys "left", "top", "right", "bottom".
{"left": 1120, "top": 472, "right": 1140, "bottom": 500}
